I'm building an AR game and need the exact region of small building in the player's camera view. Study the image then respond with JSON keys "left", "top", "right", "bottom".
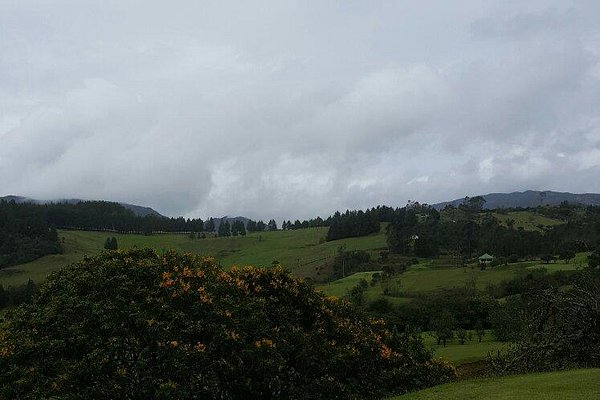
{"left": 478, "top": 253, "right": 495, "bottom": 265}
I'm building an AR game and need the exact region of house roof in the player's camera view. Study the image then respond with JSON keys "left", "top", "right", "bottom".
{"left": 479, "top": 253, "right": 495, "bottom": 260}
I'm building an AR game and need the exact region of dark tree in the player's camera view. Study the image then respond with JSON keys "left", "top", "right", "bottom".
{"left": 218, "top": 220, "right": 231, "bottom": 237}
{"left": 204, "top": 218, "right": 216, "bottom": 233}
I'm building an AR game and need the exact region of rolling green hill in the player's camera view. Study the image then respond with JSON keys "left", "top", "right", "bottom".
{"left": 0, "top": 227, "right": 387, "bottom": 287}
{"left": 317, "top": 253, "right": 589, "bottom": 301}
{"left": 492, "top": 210, "right": 564, "bottom": 232}
{"left": 389, "top": 368, "right": 600, "bottom": 400}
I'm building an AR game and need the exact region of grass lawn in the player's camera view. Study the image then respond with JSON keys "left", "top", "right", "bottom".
{"left": 423, "top": 331, "right": 504, "bottom": 365}
{"left": 0, "top": 227, "right": 388, "bottom": 287}
{"left": 389, "top": 368, "right": 600, "bottom": 399}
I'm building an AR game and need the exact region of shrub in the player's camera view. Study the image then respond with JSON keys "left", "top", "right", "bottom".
{"left": 0, "top": 249, "right": 454, "bottom": 399}
{"left": 490, "top": 269, "right": 600, "bottom": 374}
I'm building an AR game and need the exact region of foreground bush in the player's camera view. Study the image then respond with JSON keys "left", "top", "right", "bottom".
{"left": 0, "top": 249, "right": 454, "bottom": 399}
{"left": 490, "top": 268, "right": 600, "bottom": 374}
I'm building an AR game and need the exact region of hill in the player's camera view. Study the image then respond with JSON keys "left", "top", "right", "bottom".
{"left": 433, "top": 190, "right": 600, "bottom": 210}
{"left": 0, "top": 195, "right": 164, "bottom": 218}
{"left": 0, "top": 227, "right": 388, "bottom": 287}
{"left": 317, "top": 252, "right": 589, "bottom": 300}
{"left": 389, "top": 368, "right": 600, "bottom": 400}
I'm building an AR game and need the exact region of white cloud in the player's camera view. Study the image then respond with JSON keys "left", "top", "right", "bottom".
{"left": 1, "top": 1, "right": 600, "bottom": 220}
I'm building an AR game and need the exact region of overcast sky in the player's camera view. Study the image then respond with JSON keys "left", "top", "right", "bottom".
{"left": 1, "top": 1, "right": 600, "bottom": 220}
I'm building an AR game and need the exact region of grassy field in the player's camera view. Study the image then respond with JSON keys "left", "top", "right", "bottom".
{"left": 316, "top": 271, "right": 382, "bottom": 298}
{"left": 423, "top": 331, "right": 504, "bottom": 365}
{"left": 492, "top": 211, "right": 564, "bottom": 232}
{"left": 0, "top": 227, "right": 388, "bottom": 287}
{"left": 389, "top": 368, "right": 600, "bottom": 399}
{"left": 318, "top": 253, "right": 589, "bottom": 301}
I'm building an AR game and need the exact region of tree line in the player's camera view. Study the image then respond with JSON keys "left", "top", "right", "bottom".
{"left": 386, "top": 198, "right": 600, "bottom": 261}
{"left": 0, "top": 201, "right": 62, "bottom": 268}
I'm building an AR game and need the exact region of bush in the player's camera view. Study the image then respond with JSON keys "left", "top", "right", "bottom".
{"left": 490, "top": 269, "right": 600, "bottom": 374}
{"left": 0, "top": 249, "right": 454, "bottom": 399}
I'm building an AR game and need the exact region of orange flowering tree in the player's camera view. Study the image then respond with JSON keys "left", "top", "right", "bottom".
{"left": 0, "top": 249, "right": 454, "bottom": 399}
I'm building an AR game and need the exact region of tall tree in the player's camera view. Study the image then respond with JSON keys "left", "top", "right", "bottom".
{"left": 267, "top": 219, "right": 278, "bottom": 231}
{"left": 204, "top": 218, "right": 215, "bottom": 233}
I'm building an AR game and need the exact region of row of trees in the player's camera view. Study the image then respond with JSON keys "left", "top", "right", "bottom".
{"left": 217, "top": 220, "right": 246, "bottom": 237}
{"left": 215, "top": 219, "right": 279, "bottom": 237}
{"left": 1, "top": 200, "right": 289, "bottom": 237}
{"left": 326, "top": 210, "right": 381, "bottom": 241}
{"left": 386, "top": 201, "right": 599, "bottom": 260}
{"left": 281, "top": 206, "right": 398, "bottom": 233}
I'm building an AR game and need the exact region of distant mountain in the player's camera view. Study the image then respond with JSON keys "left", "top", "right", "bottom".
{"left": 433, "top": 190, "right": 600, "bottom": 210}
{"left": 0, "top": 195, "right": 164, "bottom": 218}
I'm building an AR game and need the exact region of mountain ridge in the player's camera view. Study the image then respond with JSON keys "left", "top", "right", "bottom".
{"left": 0, "top": 195, "right": 165, "bottom": 218}
{"left": 432, "top": 190, "right": 600, "bottom": 210}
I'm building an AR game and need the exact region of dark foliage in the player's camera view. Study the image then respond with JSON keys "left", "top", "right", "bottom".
{"left": 44, "top": 200, "right": 206, "bottom": 233}
{"left": 326, "top": 210, "right": 380, "bottom": 241}
{"left": 490, "top": 269, "right": 600, "bottom": 374}
{"left": 388, "top": 202, "right": 600, "bottom": 260}
{"left": 0, "top": 201, "right": 62, "bottom": 268}
{"left": 0, "top": 280, "right": 37, "bottom": 310}
{"left": 395, "top": 284, "right": 495, "bottom": 332}
{"left": 0, "top": 249, "right": 455, "bottom": 399}
{"left": 332, "top": 249, "right": 372, "bottom": 279}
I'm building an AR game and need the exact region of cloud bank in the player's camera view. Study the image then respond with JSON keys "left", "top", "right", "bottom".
{"left": 1, "top": 0, "right": 599, "bottom": 220}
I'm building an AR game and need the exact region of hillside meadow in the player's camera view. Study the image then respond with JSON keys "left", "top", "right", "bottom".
{"left": 0, "top": 227, "right": 387, "bottom": 287}
{"left": 317, "top": 252, "right": 589, "bottom": 300}
{"left": 491, "top": 210, "right": 565, "bottom": 232}
{"left": 0, "top": 209, "right": 570, "bottom": 288}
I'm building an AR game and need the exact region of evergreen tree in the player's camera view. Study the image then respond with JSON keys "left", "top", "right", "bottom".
{"left": 218, "top": 220, "right": 231, "bottom": 237}
{"left": 246, "top": 220, "right": 257, "bottom": 232}
{"left": 110, "top": 237, "right": 118, "bottom": 250}
{"left": 267, "top": 219, "right": 278, "bottom": 231}
{"left": 204, "top": 218, "right": 216, "bottom": 232}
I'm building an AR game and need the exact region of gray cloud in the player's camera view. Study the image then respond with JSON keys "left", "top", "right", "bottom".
{"left": 1, "top": 1, "right": 600, "bottom": 220}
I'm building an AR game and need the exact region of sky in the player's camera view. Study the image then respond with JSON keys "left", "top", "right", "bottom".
{"left": 1, "top": 1, "right": 600, "bottom": 220}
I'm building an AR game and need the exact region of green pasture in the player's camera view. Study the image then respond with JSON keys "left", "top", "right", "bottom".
{"left": 0, "top": 227, "right": 387, "bottom": 287}
{"left": 318, "top": 253, "right": 589, "bottom": 304}
{"left": 492, "top": 211, "right": 564, "bottom": 232}
{"left": 526, "top": 251, "right": 590, "bottom": 272}
{"left": 423, "top": 331, "right": 504, "bottom": 365}
{"left": 389, "top": 368, "right": 600, "bottom": 400}
{"left": 316, "top": 271, "right": 381, "bottom": 298}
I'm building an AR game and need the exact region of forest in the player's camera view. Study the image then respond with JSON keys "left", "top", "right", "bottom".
{"left": 0, "top": 201, "right": 62, "bottom": 268}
